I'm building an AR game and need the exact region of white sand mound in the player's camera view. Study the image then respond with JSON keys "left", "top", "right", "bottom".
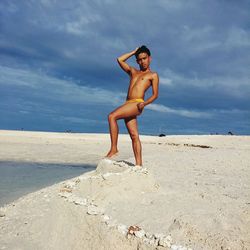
{"left": 0, "top": 160, "right": 165, "bottom": 250}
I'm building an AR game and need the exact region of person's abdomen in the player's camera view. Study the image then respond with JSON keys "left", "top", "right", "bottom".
{"left": 127, "top": 84, "right": 145, "bottom": 100}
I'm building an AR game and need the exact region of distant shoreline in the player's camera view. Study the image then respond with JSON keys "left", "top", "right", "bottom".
{"left": 1, "top": 128, "right": 248, "bottom": 136}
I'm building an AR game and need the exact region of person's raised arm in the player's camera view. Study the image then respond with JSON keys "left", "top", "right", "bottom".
{"left": 117, "top": 48, "right": 138, "bottom": 75}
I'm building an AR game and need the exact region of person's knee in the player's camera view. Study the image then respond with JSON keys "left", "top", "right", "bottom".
{"left": 130, "top": 133, "right": 140, "bottom": 141}
{"left": 108, "top": 112, "right": 116, "bottom": 121}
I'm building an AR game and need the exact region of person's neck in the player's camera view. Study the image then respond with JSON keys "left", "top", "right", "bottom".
{"left": 140, "top": 67, "right": 150, "bottom": 72}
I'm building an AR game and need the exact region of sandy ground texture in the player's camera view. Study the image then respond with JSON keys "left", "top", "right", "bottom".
{"left": 0, "top": 130, "right": 250, "bottom": 250}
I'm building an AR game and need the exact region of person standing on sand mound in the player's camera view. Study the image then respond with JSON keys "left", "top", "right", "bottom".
{"left": 105, "top": 45, "right": 159, "bottom": 167}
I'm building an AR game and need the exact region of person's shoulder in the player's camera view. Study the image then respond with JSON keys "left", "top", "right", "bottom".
{"left": 150, "top": 71, "right": 159, "bottom": 78}
{"left": 130, "top": 67, "right": 138, "bottom": 75}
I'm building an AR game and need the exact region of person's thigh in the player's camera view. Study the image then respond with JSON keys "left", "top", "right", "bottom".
{"left": 124, "top": 117, "right": 139, "bottom": 137}
{"left": 110, "top": 103, "right": 142, "bottom": 120}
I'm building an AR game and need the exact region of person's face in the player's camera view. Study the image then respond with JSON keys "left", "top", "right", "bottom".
{"left": 136, "top": 52, "right": 151, "bottom": 70}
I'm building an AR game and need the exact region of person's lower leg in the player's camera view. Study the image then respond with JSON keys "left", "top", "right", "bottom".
{"left": 106, "top": 117, "right": 119, "bottom": 157}
{"left": 131, "top": 137, "right": 142, "bottom": 166}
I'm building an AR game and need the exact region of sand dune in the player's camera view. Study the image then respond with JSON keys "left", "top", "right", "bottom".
{"left": 0, "top": 130, "right": 249, "bottom": 250}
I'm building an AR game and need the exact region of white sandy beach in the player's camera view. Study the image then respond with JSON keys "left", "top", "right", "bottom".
{"left": 0, "top": 130, "right": 249, "bottom": 250}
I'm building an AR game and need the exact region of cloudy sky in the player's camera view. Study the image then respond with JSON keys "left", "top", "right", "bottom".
{"left": 0, "top": 0, "right": 249, "bottom": 135}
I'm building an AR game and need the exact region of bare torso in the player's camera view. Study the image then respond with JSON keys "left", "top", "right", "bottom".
{"left": 126, "top": 69, "right": 154, "bottom": 100}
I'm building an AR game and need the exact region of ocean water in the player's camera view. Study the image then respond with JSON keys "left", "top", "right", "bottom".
{"left": 0, "top": 161, "right": 96, "bottom": 207}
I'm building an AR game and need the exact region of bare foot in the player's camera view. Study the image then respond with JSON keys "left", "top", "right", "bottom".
{"left": 135, "top": 165, "right": 142, "bottom": 167}
{"left": 105, "top": 150, "right": 119, "bottom": 158}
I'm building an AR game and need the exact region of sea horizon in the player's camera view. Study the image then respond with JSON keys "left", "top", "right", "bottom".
{"left": 1, "top": 129, "right": 248, "bottom": 136}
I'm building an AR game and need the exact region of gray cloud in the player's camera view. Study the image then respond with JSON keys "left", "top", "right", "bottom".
{"left": 0, "top": 0, "right": 249, "bottom": 134}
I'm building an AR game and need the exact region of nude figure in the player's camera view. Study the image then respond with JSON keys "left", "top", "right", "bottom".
{"left": 105, "top": 45, "right": 159, "bottom": 167}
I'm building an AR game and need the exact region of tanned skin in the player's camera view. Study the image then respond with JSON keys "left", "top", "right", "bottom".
{"left": 105, "top": 47, "right": 159, "bottom": 166}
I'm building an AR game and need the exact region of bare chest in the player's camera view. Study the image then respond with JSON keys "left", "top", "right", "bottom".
{"left": 130, "top": 73, "right": 152, "bottom": 89}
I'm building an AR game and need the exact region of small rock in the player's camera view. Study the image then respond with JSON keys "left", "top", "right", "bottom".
{"left": 87, "top": 205, "right": 103, "bottom": 215}
{"left": 73, "top": 197, "right": 87, "bottom": 206}
{"left": 64, "top": 181, "right": 76, "bottom": 189}
{"left": 66, "top": 195, "right": 75, "bottom": 203}
{"left": 149, "top": 238, "right": 159, "bottom": 246}
{"left": 158, "top": 235, "right": 173, "bottom": 248}
{"left": 171, "top": 245, "right": 179, "bottom": 250}
{"left": 102, "top": 173, "right": 112, "bottom": 179}
{"left": 106, "top": 219, "right": 117, "bottom": 228}
{"left": 171, "top": 245, "right": 188, "bottom": 250}
{"left": 148, "top": 238, "right": 156, "bottom": 245}
{"left": 143, "top": 238, "right": 152, "bottom": 244}
{"left": 0, "top": 212, "right": 5, "bottom": 217}
{"left": 134, "top": 229, "right": 145, "bottom": 238}
{"left": 117, "top": 224, "right": 128, "bottom": 235}
{"left": 74, "top": 178, "right": 81, "bottom": 184}
{"left": 154, "top": 233, "right": 165, "bottom": 239}
{"left": 145, "top": 232, "right": 154, "bottom": 239}
{"left": 102, "top": 172, "right": 121, "bottom": 180}
{"left": 101, "top": 215, "right": 110, "bottom": 222}
{"left": 58, "top": 192, "right": 72, "bottom": 198}
{"left": 130, "top": 166, "right": 148, "bottom": 174}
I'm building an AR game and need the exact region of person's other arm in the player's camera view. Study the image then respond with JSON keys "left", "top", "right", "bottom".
{"left": 117, "top": 48, "right": 138, "bottom": 75}
{"left": 138, "top": 73, "right": 159, "bottom": 110}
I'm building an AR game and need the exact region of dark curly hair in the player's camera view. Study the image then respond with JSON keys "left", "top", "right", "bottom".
{"left": 135, "top": 45, "right": 151, "bottom": 59}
